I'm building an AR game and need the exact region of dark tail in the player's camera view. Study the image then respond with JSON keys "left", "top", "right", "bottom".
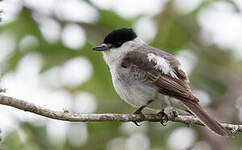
{"left": 182, "top": 98, "right": 231, "bottom": 136}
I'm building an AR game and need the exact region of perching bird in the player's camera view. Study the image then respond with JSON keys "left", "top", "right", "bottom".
{"left": 93, "top": 28, "right": 231, "bottom": 136}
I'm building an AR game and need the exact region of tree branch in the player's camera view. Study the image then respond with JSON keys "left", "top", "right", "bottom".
{"left": 0, "top": 94, "right": 241, "bottom": 133}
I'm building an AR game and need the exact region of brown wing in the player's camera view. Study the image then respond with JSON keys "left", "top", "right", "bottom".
{"left": 121, "top": 50, "right": 231, "bottom": 136}
{"left": 145, "top": 45, "right": 188, "bottom": 81}
{"left": 121, "top": 50, "right": 198, "bottom": 102}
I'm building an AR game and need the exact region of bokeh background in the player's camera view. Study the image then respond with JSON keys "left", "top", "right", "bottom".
{"left": 1, "top": 0, "right": 242, "bottom": 150}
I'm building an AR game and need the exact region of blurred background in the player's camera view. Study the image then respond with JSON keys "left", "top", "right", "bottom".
{"left": 1, "top": 0, "right": 242, "bottom": 150}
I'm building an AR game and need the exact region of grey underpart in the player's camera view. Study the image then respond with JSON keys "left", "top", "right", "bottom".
{"left": 133, "top": 100, "right": 153, "bottom": 114}
{"left": 163, "top": 106, "right": 191, "bottom": 116}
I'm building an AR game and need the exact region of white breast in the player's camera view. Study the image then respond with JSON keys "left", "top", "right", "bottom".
{"left": 112, "top": 66, "right": 159, "bottom": 107}
{"left": 101, "top": 38, "right": 159, "bottom": 107}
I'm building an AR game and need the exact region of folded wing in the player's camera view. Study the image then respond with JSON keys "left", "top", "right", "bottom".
{"left": 121, "top": 49, "right": 231, "bottom": 136}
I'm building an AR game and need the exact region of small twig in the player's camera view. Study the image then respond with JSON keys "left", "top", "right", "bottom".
{"left": 0, "top": 94, "right": 241, "bottom": 133}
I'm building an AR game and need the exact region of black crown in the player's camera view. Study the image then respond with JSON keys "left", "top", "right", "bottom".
{"left": 103, "top": 28, "right": 137, "bottom": 48}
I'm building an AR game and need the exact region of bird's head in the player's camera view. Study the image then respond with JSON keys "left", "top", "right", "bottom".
{"left": 93, "top": 28, "right": 137, "bottom": 51}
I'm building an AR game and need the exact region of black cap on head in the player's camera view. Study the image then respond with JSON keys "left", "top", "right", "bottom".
{"left": 103, "top": 28, "right": 137, "bottom": 48}
{"left": 92, "top": 28, "right": 137, "bottom": 51}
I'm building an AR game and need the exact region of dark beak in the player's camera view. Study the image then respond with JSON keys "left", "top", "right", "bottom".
{"left": 92, "top": 43, "right": 112, "bottom": 51}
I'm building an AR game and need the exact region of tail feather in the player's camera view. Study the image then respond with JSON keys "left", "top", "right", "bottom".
{"left": 182, "top": 99, "right": 231, "bottom": 136}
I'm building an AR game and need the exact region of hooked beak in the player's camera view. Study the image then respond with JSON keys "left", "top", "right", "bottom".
{"left": 92, "top": 43, "right": 112, "bottom": 51}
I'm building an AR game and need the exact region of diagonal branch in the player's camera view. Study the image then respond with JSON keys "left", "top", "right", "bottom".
{"left": 0, "top": 94, "right": 241, "bottom": 133}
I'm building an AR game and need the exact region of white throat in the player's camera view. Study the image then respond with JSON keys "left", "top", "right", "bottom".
{"left": 102, "top": 37, "right": 145, "bottom": 66}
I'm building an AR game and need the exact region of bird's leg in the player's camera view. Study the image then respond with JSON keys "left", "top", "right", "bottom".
{"left": 132, "top": 100, "right": 154, "bottom": 126}
{"left": 157, "top": 109, "right": 169, "bottom": 126}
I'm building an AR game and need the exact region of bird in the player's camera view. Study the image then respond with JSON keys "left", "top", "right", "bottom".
{"left": 92, "top": 28, "right": 231, "bottom": 136}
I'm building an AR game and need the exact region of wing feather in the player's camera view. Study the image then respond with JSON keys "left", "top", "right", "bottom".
{"left": 121, "top": 49, "right": 231, "bottom": 136}
{"left": 121, "top": 50, "right": 197, "bottom": 102}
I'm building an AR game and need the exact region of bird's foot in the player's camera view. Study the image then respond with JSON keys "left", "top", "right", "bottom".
{"left": 171, "top": 108, "right": 179, "bottom": 118}
{"left": 132, "top": 108, "right": 145, "bottom": 126}
{"left": 132, "top": 100, "right": 154, "bottom": 126}
{"left": 157, "top": 109, "right": 169, "bottom": 126}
